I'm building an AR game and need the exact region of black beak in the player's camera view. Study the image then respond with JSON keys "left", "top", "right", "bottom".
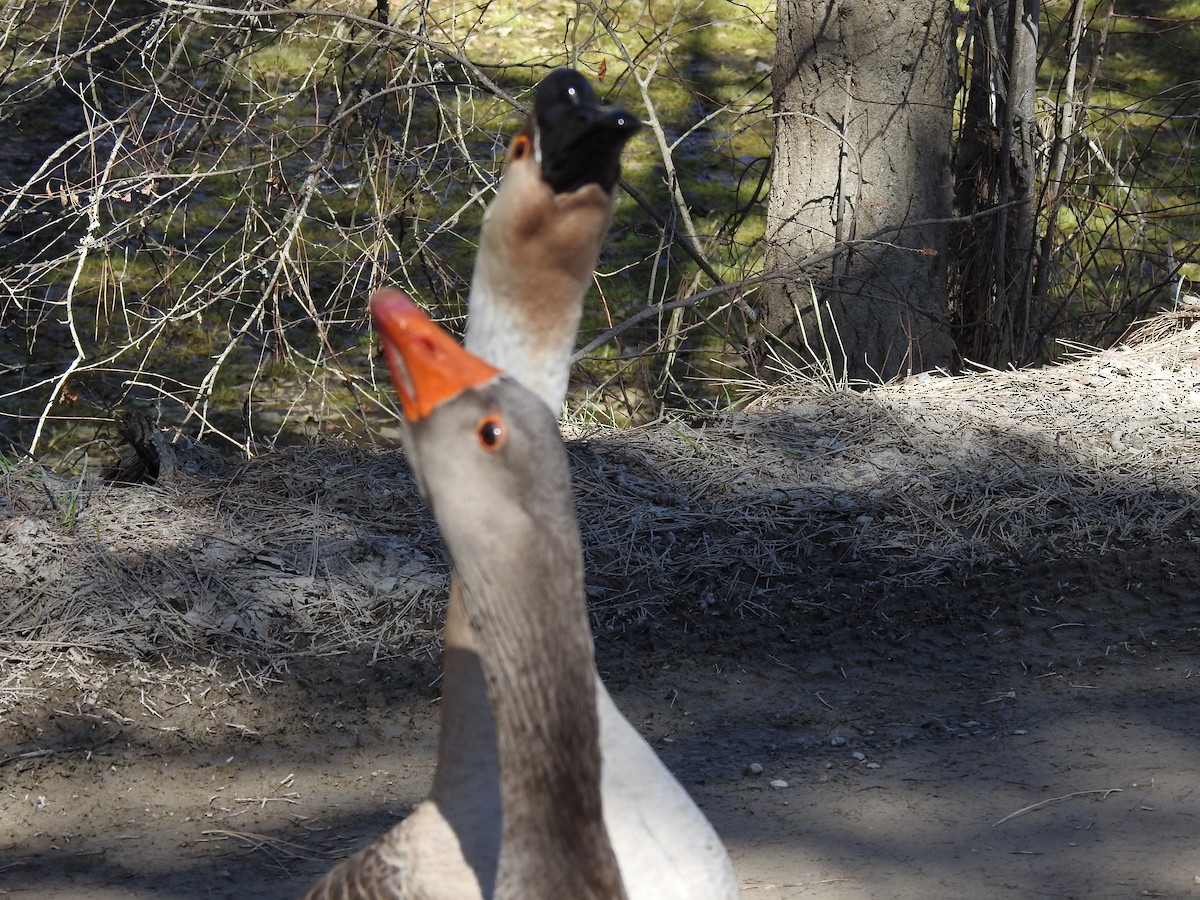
{"left": 534, "top": 68, "right": 642, "bottom": 194}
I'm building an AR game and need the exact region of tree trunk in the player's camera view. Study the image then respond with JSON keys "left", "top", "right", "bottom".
{"left": 757, "top": 0, "right": 957, "bottom": 383}
{"left": 950, "top": 0, "right": 1043, "bottom": 366}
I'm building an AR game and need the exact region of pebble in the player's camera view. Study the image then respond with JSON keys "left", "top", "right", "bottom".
{"left": 852, "top": 751, "right": 866, "bottom": 761}
{"left": 770, "top": 779, "right": 789, "bottom": 790}
{"left": 744, "top": 762, "right": 764, "bottom": 776}
{"left": 865, "top": 762, "right": 881, "bottom": 769}
{"left": 830, "top": 736, "right": 847, "bottom": 747}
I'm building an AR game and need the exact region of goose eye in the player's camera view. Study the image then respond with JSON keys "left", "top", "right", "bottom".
{"left": 510, "top": 134, "right": 530, "bottom": 161}
{"left": 477, "top": 416, "right": 505, "bottom": 451}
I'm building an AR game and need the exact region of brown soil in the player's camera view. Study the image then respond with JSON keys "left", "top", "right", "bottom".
{"left": 3, "top": 313, "right": 1200, "bottom": 899}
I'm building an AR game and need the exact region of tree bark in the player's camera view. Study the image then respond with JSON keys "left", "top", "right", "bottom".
{"left": 758, "top": 0, "right": 957, "bottom": 382}
{"left": 950, "top": 0, "right": 1043, "bottom": 366}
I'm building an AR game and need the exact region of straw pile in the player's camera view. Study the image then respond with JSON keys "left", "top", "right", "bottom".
{"left": 2, "top": 310, "right": 1198, "bottom": 711}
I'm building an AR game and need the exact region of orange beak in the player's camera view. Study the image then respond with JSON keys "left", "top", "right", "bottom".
{"left": 371, "top": 288, "right": 502, "bottom": 422}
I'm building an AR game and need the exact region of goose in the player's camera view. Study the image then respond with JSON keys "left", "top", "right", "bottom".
{"left": 463, "top": 69, "right": 740, "bottom": 900}
{"left": 305, "top": 288, "right": 626, "bottom": 899}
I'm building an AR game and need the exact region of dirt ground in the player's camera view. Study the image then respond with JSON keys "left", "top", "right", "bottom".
{"left": 3, "top": 315, "right": 1200, "bottom": 899}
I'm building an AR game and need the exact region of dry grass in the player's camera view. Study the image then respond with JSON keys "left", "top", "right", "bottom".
{"left": 2, "top": 310, "right": 1199, "bottom": 713}
{"left": 573, "top": 305, "right": 1200, "bottom": 621}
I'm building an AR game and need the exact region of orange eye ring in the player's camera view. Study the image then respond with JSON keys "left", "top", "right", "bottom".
{"left": 509, "top": 133, "right": 531, "bottom": 161}
{"left": 477, "top": 415, "right": 506, "bottom": 451}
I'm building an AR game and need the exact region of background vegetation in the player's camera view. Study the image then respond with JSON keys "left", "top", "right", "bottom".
{"left": 0, "top": 0, "right": 1194, "bottom": 465}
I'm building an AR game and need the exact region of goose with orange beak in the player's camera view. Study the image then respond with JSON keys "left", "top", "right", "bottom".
{"left": 302, "top": 287, "right": 737, "bottom": 898}
{"left": 305, "top": 288, "right": 626, "bottom": 899}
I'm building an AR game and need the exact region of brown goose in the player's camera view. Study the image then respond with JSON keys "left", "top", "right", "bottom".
{"left": 304, "top": 289, "right": 626, "bottom": 899}
{"left": 431, "top": 68, "right": 643, "bottom": 894}
{"left": 463, "top": 70, "right": 739, "bottom": 900}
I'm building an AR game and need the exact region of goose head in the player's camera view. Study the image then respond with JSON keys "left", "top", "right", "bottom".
{"left": 374, "top": 288, "right": 562, "bottom": 525}
{"left": 373, "top": 286, "right": 628, "bottom": 899}
{"left": 532, "top": 67, "right": 641, "bottom": 195}
{"left": 466, "top": 68, "right": 642, "bottom": 413}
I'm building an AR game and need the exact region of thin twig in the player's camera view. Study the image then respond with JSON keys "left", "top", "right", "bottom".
{"left": 993, "top": 788, "right": 1123, "bottom": 827}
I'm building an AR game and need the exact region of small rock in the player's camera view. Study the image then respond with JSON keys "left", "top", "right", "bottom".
{"left": 1012, "top": 729, "right": 1028, "bottom": 735}
{"left": 865, "top": 762, "right": 881, "bottom": 769}
{"left": 852, "top": 751, "right": 866, "bottom": 761}
{"left": 744, "top": 762, "right": 764, "bottom": 776}
{"left": 830, "top": 736, "right": 847, "bottom": 747}
{"left": 770, "top": 779, "right": 789, "bottom": 790}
